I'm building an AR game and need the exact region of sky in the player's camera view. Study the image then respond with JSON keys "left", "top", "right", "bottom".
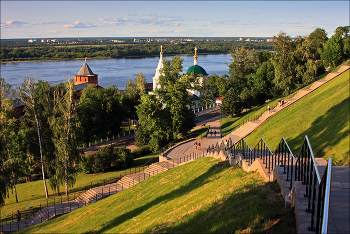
{"left": 1, "top": 1, "right": 349, "bottom": 39}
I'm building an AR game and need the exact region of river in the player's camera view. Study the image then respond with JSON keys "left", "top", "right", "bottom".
{"left": 0, "top": 54, "right": 232, "bottom": 89}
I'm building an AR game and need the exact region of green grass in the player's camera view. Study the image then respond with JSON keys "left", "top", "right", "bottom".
{"left": 18, "top": 158, "right": 295, "bottom": 233}
{"left": 192, "top": 126, "right": 209, "bottom": 138}
{"left": 1, "top": 154, "right": 159, "bottom": 218}
{"left": 220, "top": 99, "right": 279, "bottom": 137}
{"left": 244, "top": 69, "right": 349, "bottom": 166}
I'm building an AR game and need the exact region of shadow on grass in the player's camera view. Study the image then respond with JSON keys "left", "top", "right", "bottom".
{"left": 287, "top": 98, "right": 349, "bottom": 165}
{"left": 90, "top": 161, "right": 228, "bottom": 234}
{"left": 142, "top": 182, "right": 296, "bottom": 233}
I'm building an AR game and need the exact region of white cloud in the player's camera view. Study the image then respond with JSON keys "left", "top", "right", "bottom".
{"left": 63, "top": 21, "right": 99, "bottom": 28}
{"left": 2, "top": 20, "right": 28, "bottom": 28}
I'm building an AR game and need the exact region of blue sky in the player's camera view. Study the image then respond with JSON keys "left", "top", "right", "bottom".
{"left": 1, "top": 1, "right": 349, "bottom": 39}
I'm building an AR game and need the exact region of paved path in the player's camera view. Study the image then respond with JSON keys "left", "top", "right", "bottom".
{"left": 82, "top": 106, "right": 222, "bottom": 155}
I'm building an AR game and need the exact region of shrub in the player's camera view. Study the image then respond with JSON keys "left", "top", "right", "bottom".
{"left": 81, "top": 145, "right": 133, "bottom": 174}
{"left": 111, "top": 146, "right": 133, "bottom": 169}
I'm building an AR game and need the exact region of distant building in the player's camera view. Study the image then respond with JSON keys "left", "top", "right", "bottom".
{"left": 28, "top": 39, "right": 36, "bottom": 43}
{"left": 73, "top": 58, "right": 98, "bottom": 85}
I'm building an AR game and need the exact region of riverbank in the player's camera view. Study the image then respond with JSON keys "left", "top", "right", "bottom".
{"left": 0, "top": 52, "right": 230, "bottom": 64}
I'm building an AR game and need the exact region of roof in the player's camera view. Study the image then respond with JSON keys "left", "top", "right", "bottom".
{"left": 186, "top": 65, "right": 208, "bottom": 76}
{"left": 145, "top": 83, "right": 153, "bottom": 91}
{"left": 188, "top": 92, "right": 200, "bottom": 101}
{"left": 76, "top": 61, "right": 97, "bottom": 76}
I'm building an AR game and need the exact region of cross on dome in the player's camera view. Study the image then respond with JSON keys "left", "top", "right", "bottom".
{"left": 193, "top": 47, "right": 198, "bottom": 65}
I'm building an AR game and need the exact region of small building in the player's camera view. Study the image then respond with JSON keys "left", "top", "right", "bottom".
{"left": 73, "top": 58, "right": 98, "bottom": 85}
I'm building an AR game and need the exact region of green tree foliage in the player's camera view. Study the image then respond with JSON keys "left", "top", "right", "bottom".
{"left": 0, "top": 78, "right": 21, "bottom": 205}
{"left": 156, "top": 56, "right": 196, "bottom": 139}
{"left": 136, "top": 94, "right": 171, "bottom": 152}
{"left": 49, "top": 80, "right": 82, "bottom": 195}
{"left": 136, "top": 56, "right": 195, "bottom": 151}
{"left": 77, "top": 84, "right": 124, "bottom": 144}
{"left": 221, "top": 87, "right": 243, "bottom": 116}
{"left": 321, "top": 33, "right": 344, "bottom": 67}
{"left": 17, "top": 77, "right": 50, "bottom": 198}
{"left": 81, "top": 146, "right": 132, "bottom": 174}
{"left": 272, "top": 32, "right": 298, "bottom": 95}
{"left": 122, "top": 72, "right": 146, "bottom": 125}
{"left": 228, "top": 47, "right": 256, "bottom": 92}
{"left": 208, "top": 74, "right": 230, "bottom": 97}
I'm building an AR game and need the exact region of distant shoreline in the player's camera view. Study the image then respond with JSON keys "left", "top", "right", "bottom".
{"left": 1, "top": 53, "right": 229, "bottom": 64}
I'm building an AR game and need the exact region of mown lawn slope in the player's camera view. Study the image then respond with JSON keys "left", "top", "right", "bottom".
{"left": 245, "top": 69, "right": 349, "bottom": 166}
{"left": 18, "top": 158, "right": 295, "bottom": 233}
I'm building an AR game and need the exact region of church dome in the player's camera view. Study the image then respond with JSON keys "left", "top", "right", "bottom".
{"left": 186, "top": 65, "right": 208, "bottom": 76}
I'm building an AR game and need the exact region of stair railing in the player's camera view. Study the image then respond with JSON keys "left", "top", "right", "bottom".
{"left": 236, "top": 138, "right": 253, "bottom": 164}
{"left": 292, "top": 136, "right": 332, "bottom": 234}
{"left": 273, "top": 137, "right": 296, "bottom": 189}
{"left": 252, "top": 138, "right": 274, "bottom": 167}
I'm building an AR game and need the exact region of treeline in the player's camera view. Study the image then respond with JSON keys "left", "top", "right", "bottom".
{"left": 0, "top": 73, "right": 147, "bottom": 205}
{"left": 0, "top": 41, "right": 274, "bottom": 62}
{"left": 217, "top": 27, "right": 350, "bottom": 116}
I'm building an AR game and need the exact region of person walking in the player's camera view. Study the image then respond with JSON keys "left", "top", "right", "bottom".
{"left": 267, "top": 105, "right": 270, "bottom": 114}
{"left": 198, "top": 141, "right": 201, "bottom": 150}
{"left": 17, "top": 210, "right": 21, "bottom": 222}
{"left": 194, "top": 140, "right": 198, "bottom": 150}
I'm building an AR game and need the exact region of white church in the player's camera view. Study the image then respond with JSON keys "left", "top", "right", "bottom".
{"left": 150, "top": 46, "right": 209, "bottom": 109}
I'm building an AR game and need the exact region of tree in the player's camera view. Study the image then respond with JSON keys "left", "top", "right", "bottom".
{"left": 228, "top": 47, "right": 256, "bottom": 92}
{"left": 49, "top": 80, "right": 81, "bottom": 195}
{"left": 272, "top": 31, "right": 298, "bottom": 95}
{"left": 136, "top": 94, "right": 171, "bottom": 152}
{"left": 249, "top": 61, "right": 275, "bottom": 103}
{"left": 335, "top": 26, "right": 350, "bottom": 39}
{"left": 0, "top": 78, "right": 21, "bottom": 205}
{"left": 221, "top": 87, "right": 243, "bottom": 117}
{"left": 77, "top": 84, "right": 124, "bottom": 144}
{"left": 123, "top": 72, "right": 146, "bottom": 127}
{"left": 156, "top": 56, "right": 196, "bottom": 139}
{"left": 321, "top": 33, "right": 344, "bottom": 67}
{"left": 17, "top": 77, "right": 49, "bottom": 198}
{"left": 208, "top": 74, "right": 230, "bottom": 97}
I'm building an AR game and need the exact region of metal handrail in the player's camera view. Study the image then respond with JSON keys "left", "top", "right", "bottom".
{"left": 305, "top": 136, "right": 321, "bottom": 183}
{"left": 321, "top": 158, "right": 332, "bottom": 234}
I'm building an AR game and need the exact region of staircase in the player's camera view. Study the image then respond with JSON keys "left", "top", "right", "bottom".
{"left": 0, "top": 161, "right": 179, "bottom": 232}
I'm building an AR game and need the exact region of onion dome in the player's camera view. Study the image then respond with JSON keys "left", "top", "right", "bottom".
{"left": 185, "top": 47, "right": 208, "bottom": 76}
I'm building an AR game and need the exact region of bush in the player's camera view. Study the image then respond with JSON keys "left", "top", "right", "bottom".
{"left": 111, "top": 146, "right": 133, "bottom": 169}
{"left": 81, "top": 145, "right": 133, "bottom": 174}
{"left": 131, "top": 145, "right": 151, "bottom": 159}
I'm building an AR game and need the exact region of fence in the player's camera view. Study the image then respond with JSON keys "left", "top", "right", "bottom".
{"left": 0, "top": 164, "right": 149, "bottom": 230}
{"left": 214, "top": 135, "right": 332, "bottom": 234}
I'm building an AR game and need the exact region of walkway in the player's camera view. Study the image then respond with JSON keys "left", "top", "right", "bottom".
{"left": 225, "top": 65, "right": 350, "bottom": 143}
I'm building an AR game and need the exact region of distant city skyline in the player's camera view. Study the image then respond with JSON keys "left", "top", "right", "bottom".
{"left": 1, "top": 1, "right": 349, "bottom": 39}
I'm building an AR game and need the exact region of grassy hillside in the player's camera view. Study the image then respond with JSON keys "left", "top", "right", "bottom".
{"left": 1, "top": 154, "right": 159, "bottom": 218}
{"left": 18, "top": 158, "right": 295, "bottom": 233}
{"left": 245, "top": 70, "right": 349, "bottom": 166}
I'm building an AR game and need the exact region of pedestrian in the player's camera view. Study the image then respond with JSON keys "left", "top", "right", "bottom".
{"left": 194, "top": 140, "right": 198, "bottom": 150}
{"left": 210, "top": 130, "right": 213, "bottom": 136}
{"left": 17, "top": 210, "right": 21, "bottom": 222}
{"left": 267, "top": 105, "right": 270, "bottom": 114}
{"left": 214, "top": 130, "right": 216, "bottom": 136}
{"left": 198, "top": 141, "right": 201, "bottom": 150}
{"left": 224, "top": 139, "right": 227, "bottom": 150}
{"left": 282, "top": 99, "right": 284, "bottom": 107}
{"left": 278, "top": 99, "right": 281, "bottom": 107}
